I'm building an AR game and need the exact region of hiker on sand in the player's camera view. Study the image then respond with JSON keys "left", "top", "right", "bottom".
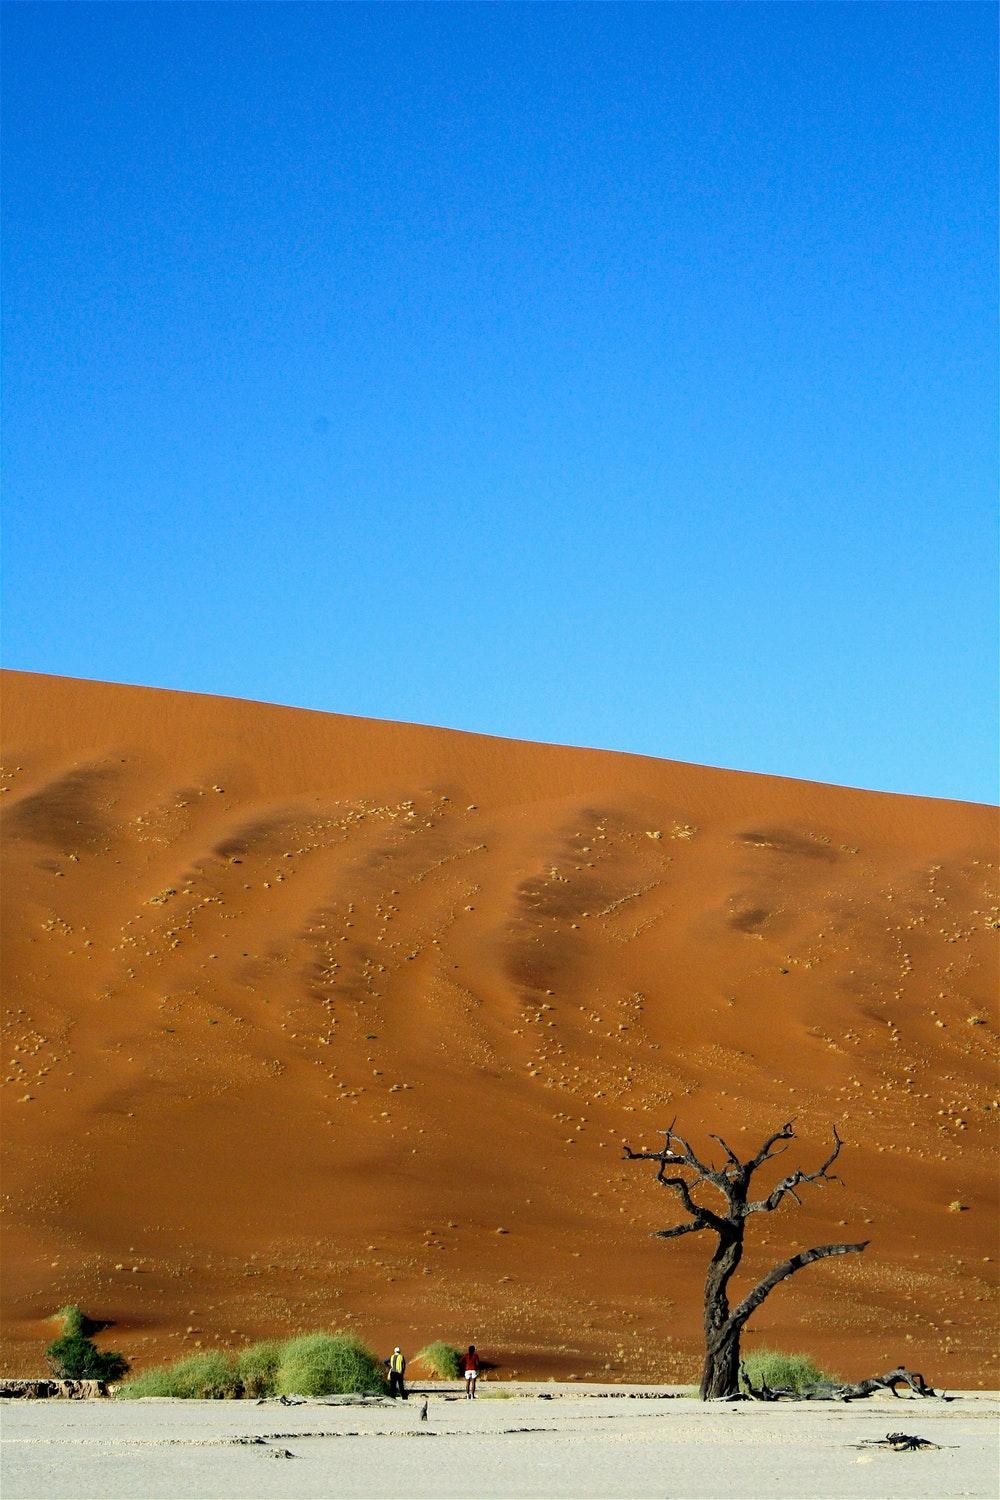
{"left": 386, "top": 1347, "right": 407, "bottom": 1399}
{"left": 462, "top": 1345, "right": 480, "bottom": 1398}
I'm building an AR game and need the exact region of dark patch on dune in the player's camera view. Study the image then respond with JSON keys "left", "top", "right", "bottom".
{"left": 739, "top": 828, "right": 838, "bottom": 861}
{"left": 728, "top": 903, "right": 772, "bottom": 933}
{"left": 503, "top": 940, "right": 566, "bottom": 991}
{"left": 2, "top": 763, "right": 118, "bottom": 850}
{"left": 235, "top": 952, "right": 285, "bottom": 986}
{"left": 517, "top": 873, "right": 597, "bottom": 923}
{"left": 358, "top": 816, "right": 457, "bottom": 881}
{"left": 213, "top": 811, "right": 302, "bottom": 858}
{"left": 576, "top": 805, "right": 624, "bottom": 830}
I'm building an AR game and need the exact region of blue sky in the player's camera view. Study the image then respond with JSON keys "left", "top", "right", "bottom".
{"left": 3, "top": 2, "right": 996, "bottom": 804}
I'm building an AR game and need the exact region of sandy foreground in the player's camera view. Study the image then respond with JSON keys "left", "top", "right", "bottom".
{"left": 1, "top": 1385, "right": 997, "bottom": 1500}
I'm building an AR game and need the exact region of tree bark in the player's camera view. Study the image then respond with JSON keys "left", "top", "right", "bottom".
{"left": 700, "top": 1228, "right": 744, "bottom": 1399}
{"left": 700, "top": 1326, "right": 742, "bottom": 1400}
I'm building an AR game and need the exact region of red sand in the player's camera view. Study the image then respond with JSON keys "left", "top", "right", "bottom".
{"left": 1, "top": 670, "right": 996, "bottom": 1385}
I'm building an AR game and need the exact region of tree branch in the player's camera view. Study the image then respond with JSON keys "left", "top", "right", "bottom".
{"left": 709, "top": 1134, "right": 742, "bottom": 1170}
{"left": 652, "top": 1219, "right": 708, "bottom": 1240}
{"left": 713, "top": 1240, "right": 869, "bottom": 1350}
{"left": 623, "top": 1129, "right": 731, "bottom": 1233}
{"left": 745, "top": 1125, "right": 845, "bottom": 1214}
{"left": 745, "top": 1120, "right": 796, "bottom": 1171}
{"left": 659, "top": 1170, "right": 729, "bottom": 1233}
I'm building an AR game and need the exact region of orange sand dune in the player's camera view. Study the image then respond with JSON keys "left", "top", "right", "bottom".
{"left": 1, "top": 670, "right": 997, "bottom": 1385}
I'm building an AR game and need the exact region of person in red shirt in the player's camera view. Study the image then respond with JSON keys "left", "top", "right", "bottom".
{"left": 462, "top": 1344, "right": 480, "bottom": 1398}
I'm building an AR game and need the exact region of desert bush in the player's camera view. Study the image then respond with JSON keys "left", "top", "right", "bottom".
{"left": 235, "top": 1341, "right": 283, "bottom": 1398}
{"left": 415, "top": 1341, "right": 461, "bottom": 1379}
{"left": 116, "top": 1329, "right": 386, "bottom": 1400}
{"left": 741, "top": 1348, "right": 835, "bottom": 1394}
{"left": 56, "top": 1305, "right": 87, "bottom": 1337}
{"left": 275, "top": 1332, "right": 385, "bottom": 1397}
{"left": 46, "top": 1306, "right": 129, "bottom": 1383}
{"left": 115, "top": 1365, "right": 184, "bottom": 1399}
{"left": 117, "top": 1350, "right": 241, "bottom": 1399}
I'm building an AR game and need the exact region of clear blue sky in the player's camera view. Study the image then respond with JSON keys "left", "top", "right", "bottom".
{"left": 3, "top": 2, "right": 996, "bottom": 804}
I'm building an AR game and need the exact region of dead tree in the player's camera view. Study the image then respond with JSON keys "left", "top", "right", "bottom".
{"left": 623, "top": 1120, "right": 868, "bottom": 1400}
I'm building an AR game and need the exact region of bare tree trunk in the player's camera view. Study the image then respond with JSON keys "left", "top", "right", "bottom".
{"left": 701, "top": 1327, "right": 742, "bottom": 1400}
{"left": 700, "top": 1230, "right": 744, "bottom": 1399}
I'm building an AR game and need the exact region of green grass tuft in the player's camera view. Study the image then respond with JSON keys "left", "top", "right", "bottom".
{"left": 275, "top": 1332, "right": 385, "bottom": 1397}
{"left": 741, "top": 1348, "right": 836, "bottom": 1394}
{"left": 56, "top": 1305, "right": 86, "bottom": 1337}
{"left": 235, "top": 1341, "right": 283, "bottom": 1399}
{"left": 118, "top": 1351, "right": 241, "bottom": 1399}
{"left": 116, "top": 1330, "right": 386, "bottom": 1400}
{"left": 414, "top": 1341, "right": 462, "bottom": 1380}
{"left": 115, "top": 1365, "right": 185, "bottom": 1399}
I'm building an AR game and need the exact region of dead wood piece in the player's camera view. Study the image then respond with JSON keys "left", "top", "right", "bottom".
{"left": 859, "top": 1432, "right": 942, "bottom": 1451}
{"left": 740, "top": 1364, "right": 941, "bottom": 1403}
{"left": 831, "top": 1367, "right": 940, "bottom": 1402}
{"left": 737, "top": 1368, "right": 798, "bottom": 1401}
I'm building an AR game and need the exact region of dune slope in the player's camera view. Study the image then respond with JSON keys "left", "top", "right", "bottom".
{"left": 1, "top": 670, "right": 996, "bottom": 1385}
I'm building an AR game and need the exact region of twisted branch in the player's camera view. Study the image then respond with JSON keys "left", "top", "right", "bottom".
{"left": 746, "top": 1125, "right": 844, "bottom": 1215}
{"left": 622, "top": 1123, "right": 732, "bottom": 1234}
{"left": 653, "top": 1219, "right": 709, "bottom": 1241}
{"left": 746, "top": 1120, "right": 796, "bottom": 1170}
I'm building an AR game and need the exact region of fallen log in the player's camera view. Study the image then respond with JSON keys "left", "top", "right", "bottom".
{"left": 826, "top": 1367, "right": 941, "bottom": 1401}
{"left": 739, "top": 1364, "right": 943, "bottom": 1403}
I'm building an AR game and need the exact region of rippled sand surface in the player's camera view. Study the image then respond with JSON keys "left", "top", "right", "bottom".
{"left": 3, "top": 671, "right": 996, "bottom": 1389}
